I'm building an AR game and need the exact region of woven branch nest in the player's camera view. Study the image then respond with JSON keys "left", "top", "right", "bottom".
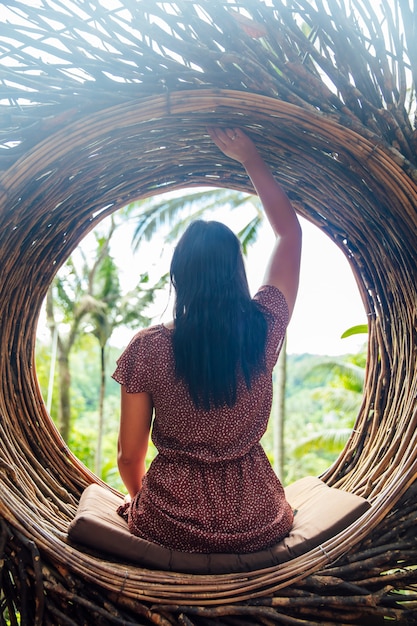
{"left": 0, "top": 89, "right": 417, "bottom": 624}
{"left": 1, "top": 0, "right": 417, "bottom": 623}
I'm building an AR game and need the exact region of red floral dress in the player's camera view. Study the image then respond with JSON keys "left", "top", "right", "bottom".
{"left": 112, "top": 285, "right": 293, "bottom": 553}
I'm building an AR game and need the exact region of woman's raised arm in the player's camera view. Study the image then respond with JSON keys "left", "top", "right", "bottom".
{"left": 207, "top": 127, "right": 302, "bottom": 318}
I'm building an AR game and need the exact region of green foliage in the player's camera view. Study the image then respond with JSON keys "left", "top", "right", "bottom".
{"left": 36, "top": 189, "right": 368, "bottom": 493}
{"left": 69, "top": 424, "right": 96, "bottom": 471}
{"left": 38, "top": 308, "right": 367, "bottom": 492}
{"left": 39, "top": 293, "right": 367, "bottom": 493}
{"left": 36, "top": 331, "right": 157, "bottom": 492}
{"left": 292, "top": 426, "right": 355, "bottom": 457}
{"left": 305, "top": 359, "right": 365, "bottom": 393}
{"left": 269, "top": 352, "right": 366, "bottom": 484}
{"left": 37, "top": 215, "right": 160, "bottom": 475}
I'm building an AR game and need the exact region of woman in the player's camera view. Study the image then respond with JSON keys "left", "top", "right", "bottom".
{"left": 112, "top": 127, "right": 302, "bottom": 553}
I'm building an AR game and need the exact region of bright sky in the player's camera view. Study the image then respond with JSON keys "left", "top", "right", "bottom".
{"left": 267, "top": 217, "right": 367, "bottom": 355}
{"left": 36, "top": 197, "right": 367, "bottom": 357}
{"left": 112, "top": 207, "right": 367, "bottom": 357}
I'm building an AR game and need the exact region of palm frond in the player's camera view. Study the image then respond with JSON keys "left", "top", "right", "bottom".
{"left": 311, "top": 387, "right": 363, "bottom": 413}
{"left": 292, "top": 427, "right": 353, "bottom": 457}
{"left": 305, "top": 360, "right": 365, "bottom": 392}
{"left": 237, "top": 213, "right": 263, "bottom": 254}
{"left": 129, "top": 189, "right": 251, "bottom": 249}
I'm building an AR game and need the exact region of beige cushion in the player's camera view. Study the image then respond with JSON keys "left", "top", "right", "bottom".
{"left": 67, "top": 476, "right": 370, "bottom": 573}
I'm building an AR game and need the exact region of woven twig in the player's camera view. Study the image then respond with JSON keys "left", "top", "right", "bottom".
{"left": 1, "top": 1, "right": 417, "bottom": 624}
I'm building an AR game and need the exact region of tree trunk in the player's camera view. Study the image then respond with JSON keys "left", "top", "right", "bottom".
{"left": 274, "top": 334, "right": 287, "bottom": 480}
{"left": 58, "top": 348, "right": 71, "bottom": 443}
{"left": 95, "top": 345, "right": 106, "bottom": 476}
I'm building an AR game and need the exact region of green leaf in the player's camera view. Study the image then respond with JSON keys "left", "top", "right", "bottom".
{"left": 341, "top": 324, "right": 368, "bottom": 338}
{"left": 237, "top": 214, "right": 262, "bottom": 254}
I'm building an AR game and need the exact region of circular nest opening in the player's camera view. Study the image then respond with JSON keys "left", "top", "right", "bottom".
{"left": 1, "top": 89, "right": 417, "bottom": 609}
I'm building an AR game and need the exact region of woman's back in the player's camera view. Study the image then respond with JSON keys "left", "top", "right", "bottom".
{"left": 113, "top": 285, "right": 293, "bottom": 552}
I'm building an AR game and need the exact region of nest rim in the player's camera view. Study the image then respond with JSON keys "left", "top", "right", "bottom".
{"left": 1, "top": 88, "right": 417, "bottom": 602}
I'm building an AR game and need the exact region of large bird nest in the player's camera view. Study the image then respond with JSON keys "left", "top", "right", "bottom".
{"left": 1, "top": 1, "right": 417, "bottom": 624}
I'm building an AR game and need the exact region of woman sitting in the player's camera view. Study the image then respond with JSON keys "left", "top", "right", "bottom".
{"left": 112, "top": 127, "right": 302, "bottom": 553}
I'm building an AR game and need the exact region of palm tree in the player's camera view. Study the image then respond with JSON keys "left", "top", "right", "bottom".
{"left": 45, "top": 212, "right": 164, "bottom": 449}
{"left": 291, "top": 355, "right": 366, "bottom": 466}
{"left": 273, "top": 335, "right": 287, "bottom": 478}
{"left": 46, "top": 256, "right": 104, "bottom": 442}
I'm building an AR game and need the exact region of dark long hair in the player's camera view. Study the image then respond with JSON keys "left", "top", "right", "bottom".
{"left": 170, "top": 220, "right": 268, "bottom": 410}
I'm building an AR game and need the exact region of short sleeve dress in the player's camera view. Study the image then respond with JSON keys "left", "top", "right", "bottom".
{"left": 112, "top": 285, "right": 294, "bottom": 554}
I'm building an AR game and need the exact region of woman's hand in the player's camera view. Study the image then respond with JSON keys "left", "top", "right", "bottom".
{"left": 207, "top": 127, "right": 259, "bottom": 165}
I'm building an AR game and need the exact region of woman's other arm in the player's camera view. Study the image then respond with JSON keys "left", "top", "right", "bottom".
{"left": 117, "top": 387, "right": 153, "bottom": 498}
{"left": 207, "top": 127, "right": 302, "bottom": 319}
